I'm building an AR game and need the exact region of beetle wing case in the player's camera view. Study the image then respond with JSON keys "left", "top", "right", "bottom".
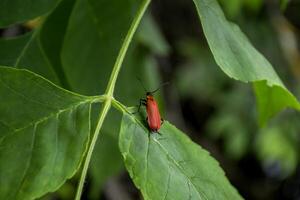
{"left": 146, "top": 96, "right": 161, "bottom": 132}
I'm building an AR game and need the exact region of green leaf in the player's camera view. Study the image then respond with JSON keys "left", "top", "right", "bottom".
{"left": 13, "top": 32, "right": 61, "bottom": 84}
{"left": 192, "top": 0, "right": 300, "bottom": 125}
{"left": 0, "top": 33, "right": 32, "bottom": 66}
{"left": 119, "top": 113, "right": 243, "bottom": 200}
{"left": 0, "top": 66, "right": 99, "bottom": 200}
{"left": 38, "top": 0, "right": 76, "bottom": 89}
{"left": 61, "top": 0, "right": 144, "bottom": 95}
{"left": 0, "top": 31, "right": 61, "bottom": 85}
{"left": 0, "top": 0, "right": 76, "bottom": 87}
{"left": 0, "top": 0, "right": 60, "bottom": 27}
{"left": 218, "top": 0, "right": 243, "bottom": 18}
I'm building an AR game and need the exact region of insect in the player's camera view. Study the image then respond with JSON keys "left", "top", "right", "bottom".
{"left": 136, "top": 79, "right": 168, "bottom": 133}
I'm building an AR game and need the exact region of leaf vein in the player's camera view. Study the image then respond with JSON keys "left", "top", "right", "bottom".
{"left": 153, "top": 137, "right": 208, "bottom": 200}
{"left": 162, "top": 163, "right": 171, "bottom": 200}
{"left": 14, "top": 123, "right": 37, "bottom": 198}
{"left": 144, "top": 134, "right": 150, "bottom": 194}
{"left": 0, "top": 75, "right": 57, "bottom": 110}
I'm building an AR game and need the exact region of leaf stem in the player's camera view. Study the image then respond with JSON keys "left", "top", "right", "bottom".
{"left": 75, "top": 0, "right": 151, "bottom": 199}
{"left": 75, "top": 98, "right": 111, "bottom": 200}
{"left": 111, "top": 98, "right": 131, "bottom": 113}
{"left": 105, "top": 0, "right": 151, "bottom": 97}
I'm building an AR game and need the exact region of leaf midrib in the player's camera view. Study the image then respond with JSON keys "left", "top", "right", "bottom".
{"left": 0, "top": 99, "right": 94, "bottom": 146}
{"left": 124, "top": 113, "right": 208, "bottom": 200}
{"left": 16, "top": 29, "right": 61, "bottom": 84}
{"left": 15, "top": 99, "right": 93, "bottom": 133}
{"left": 152, "top": 136, "right": 208, "bottom": 200}
{"left": 14, "top": 123, "right": 37, "bottom": 200}
{"left": 14, "top": 30, "right": 37, "bottom": 67}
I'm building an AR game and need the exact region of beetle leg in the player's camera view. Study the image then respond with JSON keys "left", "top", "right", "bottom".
{"left": 137, "top": 99, "right": 147, "bottom": 112}
{"left": 132, "top": 99, "right": 146, "bottom": 114}
{"left": 145, "top": 117, "right": 150, "bottom": 129}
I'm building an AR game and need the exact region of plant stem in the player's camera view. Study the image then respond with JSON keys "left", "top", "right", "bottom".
{"left": 105, "top": 0, "right": 151, "bottom": 97}
{"left": 75, "top": 0, "right": 150, "bottom": 199}
{"left": 111, "top": 98, "right": 130, "bottom": 113}
{"left": 75, "top": 98, "right": 111, "bottom": 200}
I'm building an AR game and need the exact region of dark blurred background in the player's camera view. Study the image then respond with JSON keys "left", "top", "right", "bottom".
{"left": 149, "top": 0, "right": 300, "bottom": 199}
{"left": 1, "top": 0, "right": 300, "bottom": 199}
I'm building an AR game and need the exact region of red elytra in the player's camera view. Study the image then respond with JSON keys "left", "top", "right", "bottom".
{"left": 136, "top": 79, "right": 168, "bottom": 132}
{"left": 145, "top": 94, "right": 161, "bottom": 132}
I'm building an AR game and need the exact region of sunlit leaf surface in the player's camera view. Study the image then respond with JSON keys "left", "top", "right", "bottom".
{"left": 0, "top": 67, "right": 97, "bottom": 200}
{"left": 193, "top": 0, "right": 300, "bottom": 125}
{"left": 119, "top": 113, "right": 243, "bottom": 200}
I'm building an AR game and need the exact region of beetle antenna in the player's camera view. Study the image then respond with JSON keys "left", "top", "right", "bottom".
{"left": 151, "top": 82, "right": 169, "bottom": 94}
{"left": 136, "top": 76, "right": 148, "bottom": 93}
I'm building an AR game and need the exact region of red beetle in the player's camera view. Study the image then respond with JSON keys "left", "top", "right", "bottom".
{"left": 138, "top": 91, "right": 162, "bottom": 132}
{"left": 137, "top": 80, "right": 167, "bottom": 133}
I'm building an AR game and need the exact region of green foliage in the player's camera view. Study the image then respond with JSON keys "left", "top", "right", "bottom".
{"left": 89, "top": 110, "right": 123, "bottom": 198}
{"left": 193, "top": 0, "right": 300, "bottom": 125}
{"left": 61, "top": 0, "right": 144, "bottom": 95}
{"left": 0, "top": 0, "right": 60, "bottom": 27}
{"left": 255, "top": 127, "right": 298, "bottom": 178}
{"left": 0, "top": 33, "right": 32, "bottom": 66}
{"left": 119, "top": 113, "right": 243, "bottom": 200}
{"left": 0, "top": 66, "right": 99, "bottom": 199}
{"left": 0, "top": 0, "right": 299, "bottom": 199}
